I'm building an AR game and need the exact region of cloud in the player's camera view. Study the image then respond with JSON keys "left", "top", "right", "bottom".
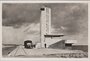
{"left": 24, "top": 23, "right": 40, "bottom": 34}
{"left": 2, "top": 3, "right": 88, "bottom": 45}
{"left": 2, "top": 23, "right": 40, "bottom": 44}
{"left": 2, "top": 26, "right": 25, "bottom": 44}
{"left": 51, "top": 3, "right": 88, "bottom": 35}
{"left": 2, "top": 3, "right": 41, "bottom": 27}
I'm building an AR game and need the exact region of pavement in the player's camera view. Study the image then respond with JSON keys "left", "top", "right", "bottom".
{"left": 8, "top": 45, "right": 87, "bottom": 58}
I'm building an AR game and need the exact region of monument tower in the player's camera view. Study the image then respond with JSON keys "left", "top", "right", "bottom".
{"left": 40, "top": 6, "right": 51, "bottom": 48}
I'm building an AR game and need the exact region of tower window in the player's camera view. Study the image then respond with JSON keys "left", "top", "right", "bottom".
{"left": 40, "top": 8, "right": 45, "bottom": 11}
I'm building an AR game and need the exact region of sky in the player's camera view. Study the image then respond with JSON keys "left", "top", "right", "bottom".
{"left": 2, "top": 3, "right": 88, "bottom": 45}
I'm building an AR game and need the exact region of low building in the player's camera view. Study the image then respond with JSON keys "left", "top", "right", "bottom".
{"left": 44, "top": 34, "right": 64, "bottom": 48}
{"left": 44, "top": 35, "right": 77, "bottom": 49}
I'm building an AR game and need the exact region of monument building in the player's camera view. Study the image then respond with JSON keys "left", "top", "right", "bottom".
{"left": 40, "top": 6, "right": 76, "bottom": 49}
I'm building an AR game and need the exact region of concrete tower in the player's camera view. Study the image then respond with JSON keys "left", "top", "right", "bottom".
{"left": 40, "top": 6, "right": 51, "bottom": 48}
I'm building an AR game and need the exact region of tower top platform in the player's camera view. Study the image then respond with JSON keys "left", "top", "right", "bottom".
{"left": 40, "top": 6, "right": 48, "bottom": 11}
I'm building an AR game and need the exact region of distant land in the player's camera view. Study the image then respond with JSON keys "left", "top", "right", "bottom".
{"left": 2, "top": 44, "right": 88, "bottom": 52}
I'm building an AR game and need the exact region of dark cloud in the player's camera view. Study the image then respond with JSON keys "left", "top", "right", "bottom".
{"left": 2, "top": 3, "right": 41, "bottom": 27}
{"left": 51, "top": 3, "right": 88, "bottom": 35}
{"left": 2, "top": 3, "right": 88, "bottom": 35}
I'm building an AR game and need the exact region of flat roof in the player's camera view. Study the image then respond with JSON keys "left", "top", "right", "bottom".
{"left": 44, "top": 34, "right": 64, "bottom": 37}
{"left": 65, "top": 40, "right": 77, "bottom": 44}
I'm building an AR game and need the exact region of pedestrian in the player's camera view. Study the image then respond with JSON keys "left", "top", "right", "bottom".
{"left": 45, "top": 43, "right": 47, "bottom": 48}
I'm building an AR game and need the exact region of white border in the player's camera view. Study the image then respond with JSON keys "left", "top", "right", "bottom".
{"left": 0, "top": 1, "right": 89, "bottom": 3}
{"left": 0, "top": 1, "right": 90, "bottom": 61}
{"left": 88, "top": 1, "right": 90, "bottom": 60}
{"left": 0, "top": 2, "right": 2, "bottom": 59}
